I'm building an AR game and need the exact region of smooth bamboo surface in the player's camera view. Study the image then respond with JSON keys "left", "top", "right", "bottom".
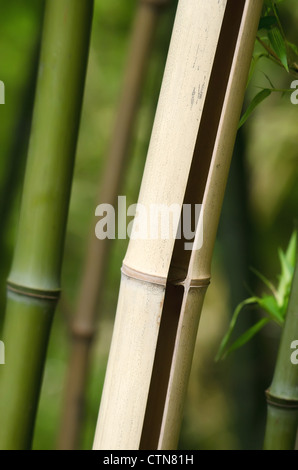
{"left": 93, "top": 0, "right": 227, "bottom": 450}
{"left": 123, "top": 0, "right": 228, "bottom": 280}
{"left": 57, "top": 0, "right": 172, "bottom": 450}
{"left": 93, "top": 0, "right": 263, "bottom": 450}
{"left": 0, "top": 0, "right": 93, "bottom": 449}
{"left": 264, "top": 406, "right": 298, "bottom": 450}
{"left": 156, "top": 0, "right": 264, "bottom": 449}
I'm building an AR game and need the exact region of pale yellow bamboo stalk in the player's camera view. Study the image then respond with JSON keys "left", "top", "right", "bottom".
{"left": 57, "top": 0, "right": 171, "bottom": 450}
{"left": 156, "top": 0, "right": 264, "bottom": 449}
{"left": 93, "top": 0, "right": 229, "bottom": 450}
{"left": 93, "top": 0, "right": 263, "bottom": 451}
{"left": 138, "top": 0, "right": 263, "bottom": 449}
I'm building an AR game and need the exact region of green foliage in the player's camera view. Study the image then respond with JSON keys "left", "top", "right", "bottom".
{"left": 216, "top": 230, "right": 297, "bottom": 361}
{"left": 238, "top": 0, "right": 298, "bottom": 128}
{"left": 238, "top": 88, "right": 271, "bottom": 129}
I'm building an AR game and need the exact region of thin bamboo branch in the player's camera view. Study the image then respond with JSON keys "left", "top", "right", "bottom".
{"left": 57, "top": 0, "right": 172, "bottom": 450}
{"left": 0, "top": 0, "right": 93, "bottom": 450}
{"left": 256, "top": 36, "right": 282, "bottom": 65}
{"left": 263, "top": 245, "right": 298, "bottom": 450}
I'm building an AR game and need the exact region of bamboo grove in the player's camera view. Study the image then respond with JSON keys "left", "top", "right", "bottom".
{"left": 0, "top": 0, "right": 94, "bottom": 449}
{"left": 0, "top": 0, "right": 298, "bottom": 451}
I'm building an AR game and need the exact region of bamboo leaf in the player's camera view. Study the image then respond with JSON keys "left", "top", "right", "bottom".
{"left": 216, "top": 294, "right": 283, "bottom": 362}
{"left": 276, "top": 254, "right": 294, "bottom": 310}
{"left": 215, "top": 297, "right": 258, "bottom": 361}
{"left": 263, "top": 72, "right": 275, "bottom": 89}
{"left": 268, "top": 26, "right": 289, "bottom": 71}
{"left": 223, "top": 318, "right": 270, "bottom": 359}
{"left": 247, "top": 54, "right": 268, "bottom": 87}
{"left": 278, "top": 249, "right": 293, "bottom": 281}
{"left": 285, "top": 230, "right": 297, "bottom": 266}
{"left": 264, "top": 0, "right": 285, "bottom": 8}
{"left": 217, "top": 232, "right": 297, "bottom": 362}
{"left": 263, "top": 0, "right": 285, "bottom": 16}
{"left": 271, "top": 2, "right": 287, "bottom": 40}
{"left": 250, "top": 266, "right": 277, "bottom": 296}
{"left": 258, "top": 295, "right": 284, "bottom": 324}
{"left": 287, "top": 41, "right": 298, "bottom": 58}
{"left": 258, "top": 16, "right": 277, "bottom": 31}
{"left": 275, "top": 232, "right": 297, "bottom": 309}
{"left": 238, "top": 88, "right": 271, "bottom": 129}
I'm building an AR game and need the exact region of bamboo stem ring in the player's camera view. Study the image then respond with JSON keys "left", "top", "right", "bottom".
{"left": 265, "top": 390, "right": 298, "bottom": 410}
{"left": 122, "top": 264, "right": 167, "bottom": 286}
{"left": 6, "top": 281, "right": 61, "bottom": 301}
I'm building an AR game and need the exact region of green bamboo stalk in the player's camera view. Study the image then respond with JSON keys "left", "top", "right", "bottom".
{"left": 0, "top": 0, "right": 93, "bottom": 450}
{"left": 0, "top": 34, "right": 42, "bottom": 332}
{"left": 263, "top": 245, "right": 298, "bottom": 450}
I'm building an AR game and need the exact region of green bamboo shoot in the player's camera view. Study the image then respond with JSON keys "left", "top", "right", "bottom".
{"left": 264, "top": 245, "right": 298, "bottom": 450}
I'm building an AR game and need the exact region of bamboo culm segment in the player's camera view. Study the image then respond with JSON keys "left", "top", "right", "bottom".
{"left": 57, "top": 0, "right": 172, "bottom": 450}
{"left": 93, "top": 0, "right": 263, "bottom": 450}
{"left": 264, "top": 244, "right": 298, "bottom": 450}
{"left": 93, "top": 0, "right": 228, "bottom": 450}
{"left": 143, "top": 0, "right": 264, "bottom": 449}
{"left": 0, "top": 0, "right": 93, "bottom": 449}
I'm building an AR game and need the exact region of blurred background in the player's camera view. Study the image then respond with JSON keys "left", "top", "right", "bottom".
{"left": 0, "top": 0, "right": 297, "bottom": 450}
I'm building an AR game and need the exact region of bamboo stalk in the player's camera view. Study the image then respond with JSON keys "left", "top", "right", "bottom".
{"left": 263, "top": 246, "right": 298, "bottom": 450}
{"left": 57, "top": 0, "right": 172, "bottom": 450}
{"left": 93, "top": 0, "right": 263, "bottom": 450}
{"left": 93, "top": 0, "right": 228, "bottom": 450}
{"left": 151, "top": 0, "right": 264, "bottom": 448}
{"left": 0, "top": 0, "right": 93, "bottom": 450}
{"left": 0, "top": 38, "right": 41, "bottom": 331}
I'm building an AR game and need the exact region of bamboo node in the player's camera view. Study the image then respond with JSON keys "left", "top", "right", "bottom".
{"left": 71, "top": 322, "right": 96, "bottom": 341}
{"left": 172, "top": 277, "right": 211, "bottom": 288}
{"left": 121, "top": 264, "right": 167, "bottom": 286}
{"left": 265, "top": 389, "right": 298, "bottom": 409}
{"left": 6, "top": 281, "right": 61, "bottom": 301}
{"left": 122, "top": 264, "right": 211, "bottom": 289}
